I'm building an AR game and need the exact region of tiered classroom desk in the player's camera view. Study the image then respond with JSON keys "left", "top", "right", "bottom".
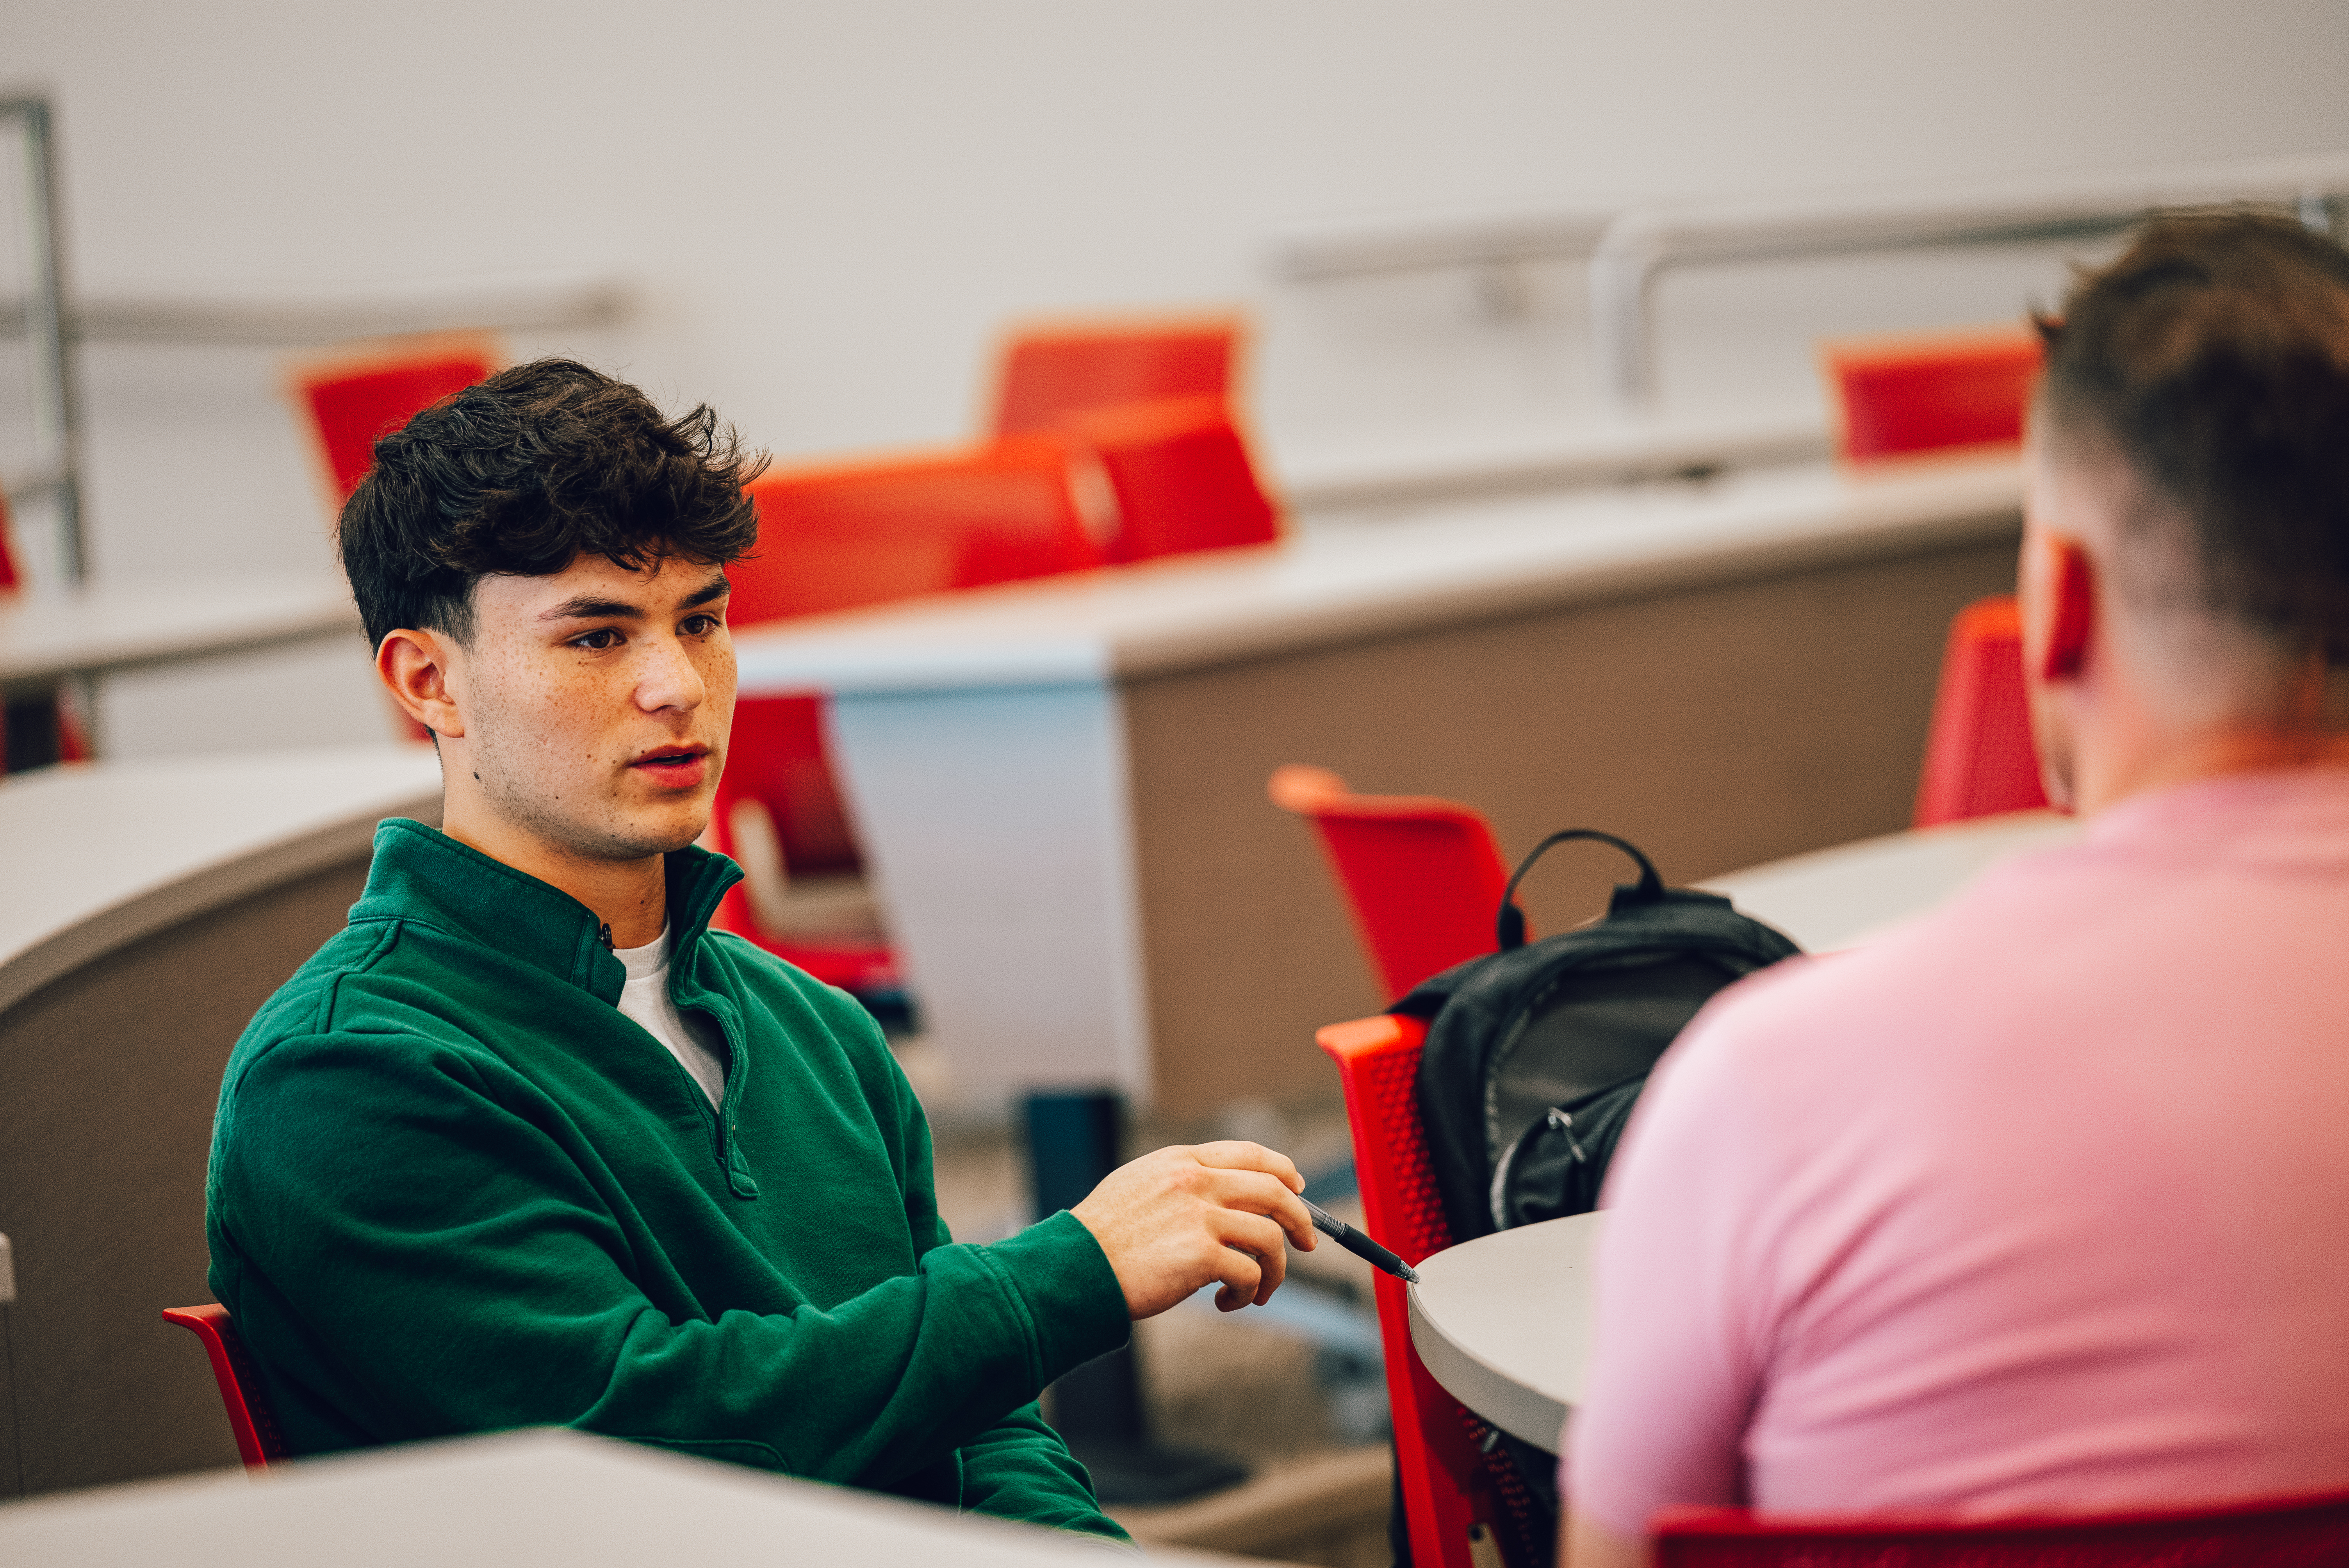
{"left": 733, "top": 452, "right": 2025, "bottom": 1116}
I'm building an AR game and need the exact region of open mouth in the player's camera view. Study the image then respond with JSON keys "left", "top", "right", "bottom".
{"left": 630, "top": 747, "right": 711, "bottom": 787}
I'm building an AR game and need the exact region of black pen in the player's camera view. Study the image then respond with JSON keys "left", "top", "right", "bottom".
{"left": 1303, "top": 1197, "right": 1420, "bottom": 1285}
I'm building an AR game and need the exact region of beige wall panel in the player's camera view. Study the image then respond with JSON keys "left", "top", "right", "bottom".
{"left": 0, "top": 858, "right": 370, "bottom": 1499}
{"left": 1126, "top": 529, "right": 2019, "bottom": 1119}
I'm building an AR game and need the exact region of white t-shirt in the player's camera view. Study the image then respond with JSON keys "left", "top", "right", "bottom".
{"left": 612, "top": 924, "right": 729, "bottom": 1108}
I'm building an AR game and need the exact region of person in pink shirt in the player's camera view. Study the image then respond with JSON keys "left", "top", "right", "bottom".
{"left": 1564, "top": 212, "right": 2349, "bottom": 1568}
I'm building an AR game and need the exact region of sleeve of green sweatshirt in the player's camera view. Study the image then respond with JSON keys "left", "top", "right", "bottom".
{"left": 884, "top": 1038, "right": 1130, "bottom": 1543}
{"left": 209, "top": 1028, "right": 1131, "bottom": 1494}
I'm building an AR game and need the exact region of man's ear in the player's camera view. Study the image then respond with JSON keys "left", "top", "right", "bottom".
{"left": 377, "top": 627, "right": 464, "bottom": 739}
{"left": 2042, "top": 538, "right": 2096, "bottom": 682}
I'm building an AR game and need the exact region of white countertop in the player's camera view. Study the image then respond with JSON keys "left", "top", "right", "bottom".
{"left": 0, "top": 1427, "right": 1246, "bottom": 1567}
{"left": 0, "top": 744, "right": 443, "bottom": 1013}
{"left": 733, "top": 453, "right": 2022, "bottom": 696}
{"left": 0, "top": 570, "right": 363, "bottom": 690}
{"left": 1699, "top": 809, "right": 2081, "bottom": 953}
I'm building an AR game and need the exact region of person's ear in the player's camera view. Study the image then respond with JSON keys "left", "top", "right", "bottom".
{"left": 377, "top": 627, "right": 464, "bottom": 739}
{"left": 2042, "top": 538, "right": 2096, "bottom": 682}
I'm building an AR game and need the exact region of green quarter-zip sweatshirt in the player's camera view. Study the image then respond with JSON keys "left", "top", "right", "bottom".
{"left": 206, "top": 819, "right": 1132, "bottom": 1538}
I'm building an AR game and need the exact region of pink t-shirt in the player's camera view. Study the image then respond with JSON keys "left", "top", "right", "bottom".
{"left": 1566, "top": 767, "right": 2349, "bottom": 1536}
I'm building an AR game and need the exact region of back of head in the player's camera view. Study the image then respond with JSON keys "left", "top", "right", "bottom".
{"left": 2037, "top": 213, "right": 2349, "bottom": 665}
{"left": 338, "top": 358, "right": 766, "bottom": 650}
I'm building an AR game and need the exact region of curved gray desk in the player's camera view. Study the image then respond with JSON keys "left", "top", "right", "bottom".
{"left": 0, "top": 571, "right": 361, "bottom": 699}
{"left": 0, "top": 744, "right": 441, "bottom": 1500}
{"left": 1403, "top": 811, "right": 2082, "bottom": 1451}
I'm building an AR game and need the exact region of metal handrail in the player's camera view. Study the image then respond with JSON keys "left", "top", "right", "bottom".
{"left": 4, "top": 96, "right": 83, "bottom": 583}
{"left": 0, "top": 271, "right": 629, "bottom": 346}
{"left": 1590, "top": 151, "right": 2349, "bottom": 408}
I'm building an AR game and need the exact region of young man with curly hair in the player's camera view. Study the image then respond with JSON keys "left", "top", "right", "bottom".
{"left": 205, "top": 360, "right": 1313, "bottom": 1541}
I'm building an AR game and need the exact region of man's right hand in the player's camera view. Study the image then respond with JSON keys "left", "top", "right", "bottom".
{"left": 1069, "top": 1141, "right": 1318, "bottom": 1319}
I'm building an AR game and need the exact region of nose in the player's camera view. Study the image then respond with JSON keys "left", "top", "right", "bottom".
{"left": 636, "top": 629, "right": 708, "bottom": 715}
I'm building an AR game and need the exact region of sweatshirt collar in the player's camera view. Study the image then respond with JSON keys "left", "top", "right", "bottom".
{"left": 353, "top": 818, "right": 744, "bottom": 1005}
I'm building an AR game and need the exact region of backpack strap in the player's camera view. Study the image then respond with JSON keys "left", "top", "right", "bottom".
{"left": 1496, "top": 829, "right": 1666, "bottom": 950}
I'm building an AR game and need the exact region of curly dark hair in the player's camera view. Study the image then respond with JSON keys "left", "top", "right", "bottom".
{"left": 2038, "top": 211, "right": 2349, "bottom": 660}
{"left": 338, "top": 358, "right": 767, "bottom": 649}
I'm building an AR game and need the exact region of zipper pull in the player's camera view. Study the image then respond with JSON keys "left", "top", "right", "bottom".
{"left": 1547, "top": 1106, "right": 1590, "bottom": 1165}
{"left": 597, "top": 922, "right": 614, "bottom": 951}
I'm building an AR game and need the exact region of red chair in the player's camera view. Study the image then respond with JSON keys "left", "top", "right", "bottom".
{"left": 1270, "top": 765, "right": 1513, "bottom": 1000}
{"left": 1823, "top": 328, "right": 2042, "bottom": 463}
{"left": 730, "top": 437, "right": 1103, "bottom": 625}
{"left": 709, "top": 694, "right": 899, "bottom": 996}
{"left": 1056, "top": 396, "right": 1281, "bottom": 564}
{"left": 988, "top": 318, "right": 1237, "bottom": 437}
{"left": 160, "top": 1304, "right": 289, "bottom": 1470}
{"left": 1653, "top": 1490, "right": 2349, "bottom": 1566}
{"left": 1914, "top": 595, "right": 2050, "bottom": 828}
{"left": 1318, "top": 1013, "right": 1546, "bottom": 1568}
{"left": 291, "top": 338, "right": 501, "bottom": 501}
{"left": 0, "top": 489, "right": 90, "bottom": 773}
{"left": 717, "top": 440, "right": 1104, "bottom": 987}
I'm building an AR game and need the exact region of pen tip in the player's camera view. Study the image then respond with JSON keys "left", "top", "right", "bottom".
{"left": 1401, "top": 1265, "right": 1421, "bottom": 1285}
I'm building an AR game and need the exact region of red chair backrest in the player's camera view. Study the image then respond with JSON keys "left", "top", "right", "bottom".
{"left": 294, "top": 345, "right": 499, "bottom": 500}
{"left": 1824, "top": 328, "right": 2042, "bottom": 462}
{"left": 1271, "top": 765, "right": 1513, "bottom": 1000}
{"left": 160, "top": 1304, "right": 289, "bottom": 1470}
{"left": 1057, "top": 396, "right": 1281, "bottom": 565}
{"left": 0, "top": 487, "right": 20, "bottom": 593}
{"left": 1914, "top": 595, "right": 2051, "bottom": 828}
{"left": 1654, "top": 1490, "right": 2349, "bottom": 1566}
{"left": 729, "top": 438, "right": 1103, "bottom": 626}
{"left": 989, "top": 319, "right": 1236, "bottom": 437}
{"left": 1319, "top": 1014, "right": 1540, "bottom": 1568}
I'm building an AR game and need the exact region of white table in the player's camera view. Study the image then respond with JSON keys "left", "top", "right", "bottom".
{"left": 0, "top": 1425, "right": 1249, "bottom": 1567}
{"left": 0, "top": 571, "right": 362, "bottom": 698}
{"left": 730, "top": 453, "right": 2026, "bottom": 1115}
{"left": 1402, "top": 810, "right": 2082, "bottom": 1451}
{"left": 0, "top": 745, "right": 442, "bottom": 1499}
{"left": 1409, "top": 1213, "right": 1604, "bottom": 1453}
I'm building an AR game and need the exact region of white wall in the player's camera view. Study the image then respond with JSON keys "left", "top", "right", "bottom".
{"left": 7, "top": 0, "right": 2349, "bottom": 748}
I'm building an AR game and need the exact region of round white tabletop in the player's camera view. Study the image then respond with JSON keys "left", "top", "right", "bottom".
{"left": 1407, "top": 1212, "right": 1604, "bottom": 1454}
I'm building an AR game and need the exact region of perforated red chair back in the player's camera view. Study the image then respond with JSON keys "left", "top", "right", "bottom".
{"left": 160, "top": 1304, "right": 289, "bottom": 1470}
{"left": 989, "top": 319, "right": 1236, "bottom": 437}
{"left": 1058, "top": 396, "right": 1281, "bottom": 565}
{"left": 294, "top": 344, "right": 499, "bottom": 500}
{"left": 1318, "top": 1014, "right": 1538, "bottom": 1568}
{"left": 1914, "top": 595, "right": 2050, "bottom": 827}
{"left": 1271, "top": 766, "right": 1512, "bottom": 1000}
{"left": 1654, "top": 1489, "right": 2349, "bottom": 1566}
{"left": 730, "top": 438, "right": 1102, "bottom": 625}
{"left": 0, "top": 488, "right": 20, "bottom": 593}
{"left": 1824, "top": 328, "right": 2042, "bottom": 462}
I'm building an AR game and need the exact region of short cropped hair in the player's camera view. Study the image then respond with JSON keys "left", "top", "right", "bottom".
{"left": 2038, "top": 212, "right": 2349, "bottom": 659}
{"left": 338, "top": 358, "right": 766, "bottom": 650}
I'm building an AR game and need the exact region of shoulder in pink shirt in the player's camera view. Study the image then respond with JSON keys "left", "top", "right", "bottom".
{"left": 1567, "top": 767, "right": 2349, "bottom": 1535}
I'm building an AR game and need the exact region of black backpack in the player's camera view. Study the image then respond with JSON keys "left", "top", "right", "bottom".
{"left": 1401, "top": 829, "right": 1803, "bottom": 1250}
{"left": 1386, "top": 830, "right": 1800, "bottom": 1568}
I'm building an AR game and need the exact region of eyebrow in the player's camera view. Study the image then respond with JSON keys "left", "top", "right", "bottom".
{"left": 538, "top": 573, "right": 731, "bottom": 623}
